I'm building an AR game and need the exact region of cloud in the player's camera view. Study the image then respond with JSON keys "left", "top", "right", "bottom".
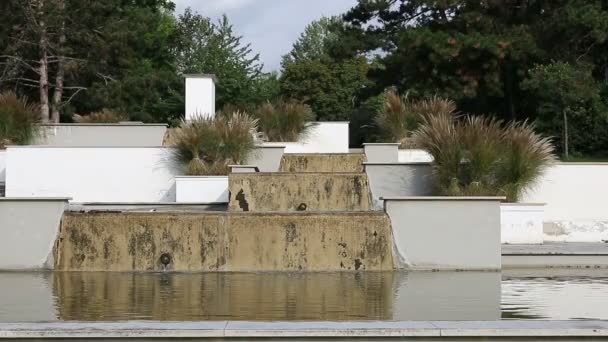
{"left": 172, "top": 0, "right": 357, "bottom": 72}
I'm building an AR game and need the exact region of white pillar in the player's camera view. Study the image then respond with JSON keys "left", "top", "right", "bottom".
{"left": 185, "top": 74, "right": 216, "bottom": 120}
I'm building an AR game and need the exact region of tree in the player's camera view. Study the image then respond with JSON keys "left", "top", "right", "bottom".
{"left": 1, "top": 0, "right": 180, "bottom": 123}
{"left": 522, "top": 62, "right": 608, "bottom": 157}
{"left": 334, "top": 0, "right": 608, "bottom": 154}
{"left": 280, "top": 17, "right": 372, "bottom": 121}
{"left": 174, "top": 10, "right": 269, "bottom": 110}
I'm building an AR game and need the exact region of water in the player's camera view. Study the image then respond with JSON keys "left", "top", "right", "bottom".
{"left": 0, "top": 270, "right": 607, "bottom": 322}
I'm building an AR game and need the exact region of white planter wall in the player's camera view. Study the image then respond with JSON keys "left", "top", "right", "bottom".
{"left": 384, "top": 197, "right": 502, "bottom": 270}
{"left": 261, "top": 122, "right": 349, "bottom": 153}
{"left": 522, "top": 163, "right": 608, "bottom": 242}
{"left": 6, "top": 147, "right": 177, "bottom": 203}
{"left": 175, "top": 176, "right": 228, "bottom": 204}
{"left": 0, "top": 198, "right": 68, "bottom": 270}
{"left": 501, "top": 204, "right": 545, "bottom": 244}
{"left": 363, "top": 143, "right": 399, "bottom": 163}
{"left": 36, "top": 124, "right": 167, "bottom": 147}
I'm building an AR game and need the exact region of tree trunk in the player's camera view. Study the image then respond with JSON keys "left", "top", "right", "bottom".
{"left": 38, "top": 0, "right": 50, "bottom": 122}
{"left": 51, "top": 0, "right": 66, "bottom": 123}
{"left": 563, "top": 109, "right": 569, "bottom": 159}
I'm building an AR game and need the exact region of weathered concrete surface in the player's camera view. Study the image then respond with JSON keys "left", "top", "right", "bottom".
{"left": 55, "top": 212, "right": 393, "bottom": 272}
{"left": 279, "top": 154, "right": 365, "bottom": 173}
{"left": 229, "top": 173, "right": 372, "bottom": 212}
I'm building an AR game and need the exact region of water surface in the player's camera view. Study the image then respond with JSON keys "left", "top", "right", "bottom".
{"left": 0, "top": 270, "right": 606, "bottom": 322}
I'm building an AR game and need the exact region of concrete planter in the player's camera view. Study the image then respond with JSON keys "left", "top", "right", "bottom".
{"left": 363, "top": 143, "right": 399, "bottom": 163}
{"left": 175, "top": 176, "right": 229, "bottom": 204}
{"left": 501, "top": 203, "right": 545, "bottom": 244}
{"left": 0, "top": 198, "right": 68, "bottom": 270}
{"left": 364, "top": 162, "right": 434, "bottom": 209}
{"left": 383, "top": 196, "right": 503, "bottom": 270}
{"left": 260, "top": 122, "right": 349, "bottom": 154}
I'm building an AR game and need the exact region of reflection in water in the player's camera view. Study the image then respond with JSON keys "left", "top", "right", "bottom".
{"left": 0, "top": 271, "right": 606, "bottom": 322}
{"left": 52, "top": 272, "right": 395, "bottom": 321}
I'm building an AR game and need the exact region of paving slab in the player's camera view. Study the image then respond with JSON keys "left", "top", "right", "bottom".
{"left": 3, "top": 321, "right": 608, "bottom": 339}
{"left": 431, "top": 320, "right": 608, "bottom": 337}
{"left": 224, "top": 321, "right": 439, "bottom": 337}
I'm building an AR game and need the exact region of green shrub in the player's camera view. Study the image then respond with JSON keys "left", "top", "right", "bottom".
{"left": 0, "top": 92, "right": 39, "bottom": 148}
{"left": 171, "top": 112, "right": 258, "bottom": 175}
{"left": 72, "top": 109, "right": 128, "bottom": 123}
{"left": 414, "top": 113, "right": 555, "bottom": 202}
{"left": 254, "top": 99, "right": 314, "bottom": 142}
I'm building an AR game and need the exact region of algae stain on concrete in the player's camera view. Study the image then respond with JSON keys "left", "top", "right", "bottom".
{"left": 228, "top": 173, "right": 373, "bottom": 212}
{"left": 55, "top": 212, "right": 394, "bottom": 272}
{"left": 280, "top": 154, "right": 366, "bottom": 173}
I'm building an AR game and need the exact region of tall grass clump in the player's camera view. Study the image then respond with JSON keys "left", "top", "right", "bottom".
{"left": 497, "top": 120, "right": 555, "bottom": 202}
{"left": 414, "top": 114, "right": 555, "bottom": 202}
{"left": 254, "top": 99, "right": 314, "bottom": 142}
{"left": 171, "top": 112, "right": 258, "bottom": 175}
{"left": 375, "top": 90, "right": 457, "bottom": 147}
{"left": 72, "top": 109, "right": 128, "bottom": 123}
{"left": 0, "top": 91, "right": 39, "bottom": 148}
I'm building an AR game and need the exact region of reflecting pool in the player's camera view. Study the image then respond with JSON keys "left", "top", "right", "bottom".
{"left": 0, "top": 270, "right": 606, "bottom": 322}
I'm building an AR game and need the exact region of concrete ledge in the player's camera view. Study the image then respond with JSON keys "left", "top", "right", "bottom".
{"left": 502, "top": 242, "right": 608, "bottom": 268}
{"left": 1, "top": 321, "right": 608, "bottom": 339}
{"left": 382, "top": 196, "right": 505, "bottom": 201}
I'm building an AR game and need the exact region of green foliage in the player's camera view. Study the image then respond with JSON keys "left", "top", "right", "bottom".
{"left": 414, "top": 113, "right": 555, "bottom": 202}
{"left": 521, "top": 61, "right": 607, "bottom": 156}
{"left": 336, "top": 0, "right": 608, "bottom": 155}
{"left": 170, "top": 112, "right": 258, "bottom": 176}
{"left": 175, "top": 10, "right": 272, "bottom": 110}
{"left": 0, "top": 92, "right": 39, "bottom": 148}
{"left": 254, "top": 99, "right": 315, "bottom": 142}
{"left": 281, "top": 17, "right": 341, "bottom": 68}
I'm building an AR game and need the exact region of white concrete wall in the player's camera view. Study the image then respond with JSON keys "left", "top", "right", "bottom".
{"left": 35, "top": 124, "right": 167, "bottom": 147}
{"left": 501, "top": 204, "right": 545, "bottom": 244}
{"left": 0, "top": 150, "right": 6, "bottom": 184}
{"left": 261, "top": 122, "right": 349, "bottom": 153}
{"left": 175, "top": 176, "right": 228, "bottom": 204}
{"left": 384, "top": 197, "right": 502, "bottom": 270}
{"left": 0, "top": 198, "right": 68, "bottom": 270}
{"left": 364, "top": 163, "right": 434, "bottom": 209}
{"left": 522, "top": 163, "right": 608, "bottom": 242}
{"left": 6, "top": 147, "right": 178, "bottom": 203}
{"left": 5, "top": 146, "right": 280, "bottom": 203}
{"left": 185, "top": 75, "right": 215, "bottom": 119}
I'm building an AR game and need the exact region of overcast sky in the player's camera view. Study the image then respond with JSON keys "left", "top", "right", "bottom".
{"left": 173, "top": 0, "right": 357, "bottom": 72}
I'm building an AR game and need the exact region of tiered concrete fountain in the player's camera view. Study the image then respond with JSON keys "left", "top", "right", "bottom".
{"left": 54, "top": 153, "right": 396, "bottom": 272}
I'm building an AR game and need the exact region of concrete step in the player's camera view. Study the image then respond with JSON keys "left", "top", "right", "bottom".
{"left": 279, "top": 153, "right": 365, "bottom": 173}
{"left": 229, "top": 172, "right": 372, "bottom": 212}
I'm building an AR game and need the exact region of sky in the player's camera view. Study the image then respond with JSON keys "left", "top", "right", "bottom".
{"left": 173, "top": 0, "right": 357, "bottom": 72}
